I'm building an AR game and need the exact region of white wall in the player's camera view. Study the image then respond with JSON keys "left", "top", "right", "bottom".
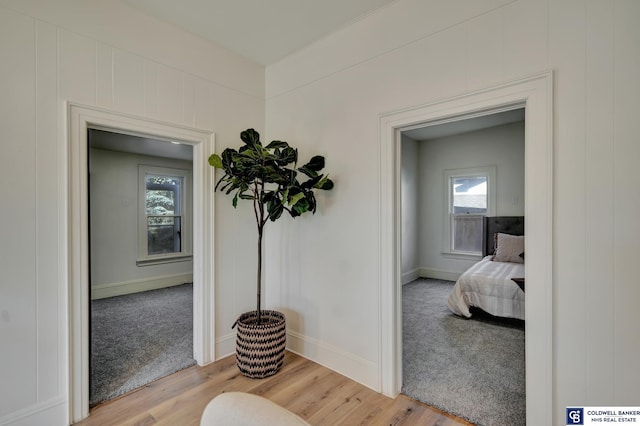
{"left": 1, "top": 0, "right": 639, "bottom": 424}
{"left": 265, "top": 0, "right": 640, "bottom": 424}
{"left": 0, "top": 0, "right": 264, "bottom": 424}
{"left": 415, "top": 121, "right": 525, "bottom": 280}
{"left": 400, "top": 135, "right": 419, "bottom": 284}
{"left": 89, "top": 149, "right": 193, "bottom": 299}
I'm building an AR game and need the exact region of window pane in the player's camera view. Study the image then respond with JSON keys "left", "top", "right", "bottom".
{"left": 138, "top": 165, "right": 191, "bottom": 262}
{"left": 145, "top": 174, "right": 182, "bottom": 255}
{"left": 147, "top": 216, "right": 181, "bottom": 254}
{"left": 145, "top": 175, "right": 181, "bottom": 215}
{"left": 452, "top": 176, "right": 487, "bottom": 214}
{"left": 453, "top": 215, "right": 483, "bottom": 252}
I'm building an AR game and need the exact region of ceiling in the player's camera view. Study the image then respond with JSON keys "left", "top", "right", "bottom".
{"left": 402, "top": 108, "right": 525, "bottom": 142}
{"left": 122, "top": 0, "right": 399, "bottom": 65}
{"left": 89, "top": 129, "right": 194, "bottom": 161}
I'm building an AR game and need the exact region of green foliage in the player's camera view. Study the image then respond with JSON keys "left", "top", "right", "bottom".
{"left": 208, "top": 128, "right": 334, "bottom": 224}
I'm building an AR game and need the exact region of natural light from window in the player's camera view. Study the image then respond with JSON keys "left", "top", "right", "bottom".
{"left": 138, "top": 165, "right": 192, "bottom": 264}
{"left": 444, "top": 167, "right": 495, "bottom": 256}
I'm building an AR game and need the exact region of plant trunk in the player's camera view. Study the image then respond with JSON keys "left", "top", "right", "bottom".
{"left": 256, "top": 223, "right": 263, "bottom": 324}
{"left": 253, "top": 178, "right": 265, "bottom": 325}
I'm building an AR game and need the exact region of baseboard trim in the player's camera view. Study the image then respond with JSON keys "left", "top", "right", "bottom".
{"left": 401, "top": 268, "right": 420, "bottom": 285}
{"left": 91, "top": 273, "right": 193, "bottom": 300}
{"left": 286, "top": 330, "right": 378, "bottom": 392}
{"left": 215, "top": 332, "right": 236, "bottom": 360}
{"left": 213, "top": 329, "right": 378, "bottom": 392}
{"left": 0, "top": 396, "right": 67, "bottom": 426}
{"left": 418, "top": 267, "right": 461, "bottom": 282}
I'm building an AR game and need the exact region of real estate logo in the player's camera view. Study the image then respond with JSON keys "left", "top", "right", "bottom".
{"left": 566, "top": 407, "right": 640, "bottom": 424}
{"left": 567, "top": 407, "right": 584, "bottom": 425}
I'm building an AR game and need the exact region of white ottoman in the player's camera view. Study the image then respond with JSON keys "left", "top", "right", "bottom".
{"left": 200, "top": 392, "right": 311, "bottom": 426}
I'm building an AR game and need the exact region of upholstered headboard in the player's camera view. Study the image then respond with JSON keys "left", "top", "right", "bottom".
{"left": 482, "top": 216, "right": 525, "bottom": 257}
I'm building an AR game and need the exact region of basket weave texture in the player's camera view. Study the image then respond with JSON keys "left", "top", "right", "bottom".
{"left": 235, "top": 310, "right": 286, "bottom": 379}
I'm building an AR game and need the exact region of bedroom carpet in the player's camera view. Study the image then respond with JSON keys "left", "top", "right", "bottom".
{"left": 402, "top": 278, "right": 525, "bottom": 426}
{"left": 90, "top": 283, "right": 196, "bottom": 407}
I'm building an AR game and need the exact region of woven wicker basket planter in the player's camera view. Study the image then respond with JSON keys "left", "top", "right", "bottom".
{"left": 234, "top": 310, "right": 286, "bottom": 379}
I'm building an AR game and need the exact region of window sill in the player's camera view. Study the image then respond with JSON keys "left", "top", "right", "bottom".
{"left": 136, "top": 254, "right": 192, "bottom": 267}
{"left": 441, "top": 251, "right": 483, "bottom": 261}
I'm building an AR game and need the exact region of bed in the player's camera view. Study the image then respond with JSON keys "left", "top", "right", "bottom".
{"left": 447, "top": 216, "right": 525, "bottom": 321}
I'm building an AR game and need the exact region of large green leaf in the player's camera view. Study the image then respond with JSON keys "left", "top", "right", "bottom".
{"left": 240, "top": 128, "right": 261, "bottom": 147}
{"left": 288, "top": 191, "right": 305, "bottom": 206}
{"left": 239, "top": 147, "right": 258, "bottom": 159}
{"left": 221, "top": 149, "right": 235, "bottom": 169}
{"left": 267, "top": 198, "right": 284, "bottom": 221}
{"left": 262, "top": 192, "right": 275, "bottom": 203}
{"left": 302, "top": 155, "right": 325, "bottom": 171}
{"left": 265, "top": 140, "right": 289, "bottom": 150}
{"left": 298, "top": 166, "right": 318, "bottom": 179}
{"left": 301, "top": 175, "right": 322, "bottom": 189}
{"left": 306, "top": 192, "right": 317, "bottom": 213}
{"left": 208, "top": 153, "right": 223, "bottom": 168}
{"left": 277, "top": 147, "right": 297, "bottom": 165}
{"left": 292, "top": 197, "right": 310, "bottom": 215}
{"left": 315, "top": 176, "right": 334, "bottom": 190}
{"left": 265, "top": 171, "right": 288, "bottom": 185}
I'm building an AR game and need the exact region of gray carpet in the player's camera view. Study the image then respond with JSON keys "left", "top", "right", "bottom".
{"left": 90, "top": 283, "right": 196, "bottom": 407}
{"left": 402, "top": 278, "right": 525, "bottom": 426}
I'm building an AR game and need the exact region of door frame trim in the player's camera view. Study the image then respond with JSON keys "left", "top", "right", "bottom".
{"left": 67, "top": 103, "right": 215, "bottom": 422}
{"left": 378, "top": 71, "right": 553, "bottom": 425}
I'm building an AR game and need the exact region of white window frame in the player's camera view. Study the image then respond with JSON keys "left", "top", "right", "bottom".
{"left": 137, "top": 164, "right": 192, "bottom": 265}
{"left": 443, "top": 166, "right": 496, "bottom": 258}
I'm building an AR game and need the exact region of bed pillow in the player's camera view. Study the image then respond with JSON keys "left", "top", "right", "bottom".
{"left": 493, "top": 233, "right": 525, "bottom": 263}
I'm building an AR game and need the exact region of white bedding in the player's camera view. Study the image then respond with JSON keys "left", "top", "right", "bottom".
{"left": 447, "top": 256, "right": 525, "bottom": 320}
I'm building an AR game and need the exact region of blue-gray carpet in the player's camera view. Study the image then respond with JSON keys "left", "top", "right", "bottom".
{"left": 90, "top": 283, "right": 195, "bottom": 407}
{"left": 402, "top": 278, "right": 525, "bottom": 426}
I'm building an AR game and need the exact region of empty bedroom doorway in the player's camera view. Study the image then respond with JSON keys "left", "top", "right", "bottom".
{"left": 399, "top": 109, "right": 526, "bottom": 425}
{"left": 68, "top": 103, "right": 216, "bottom": 422}
{"left": 87, "top": 128, "right": 195, "bottom": 407}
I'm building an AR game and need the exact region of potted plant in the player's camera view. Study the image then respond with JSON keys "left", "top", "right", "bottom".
{"left": 208, "top": 128, "right": 334, "bottom": 378}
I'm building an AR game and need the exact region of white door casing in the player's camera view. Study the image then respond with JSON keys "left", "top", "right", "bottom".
{"left": 379, "top": 71, "right": 553, "bottom": 425}
{"left": 67, "top": 103, "right": 215, "bottom": 422}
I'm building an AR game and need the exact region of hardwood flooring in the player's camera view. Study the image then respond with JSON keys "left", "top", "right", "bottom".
{"left": 75, "top": 351, "right": 473, "bottom": 426}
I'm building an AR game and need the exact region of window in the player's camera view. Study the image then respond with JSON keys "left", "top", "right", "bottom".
{"left": 444, "top": 167, "right": 496, "bottom": 257}
{"left": 138, "top": 165, "right": 192, "bottom": 265}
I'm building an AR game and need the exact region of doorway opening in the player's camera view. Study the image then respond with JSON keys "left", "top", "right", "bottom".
{"left": 68, "top": 103, "right": 215, "bottom": 422}
{"left": 87, "top": 128, "right": 196, "bottom": 406}
{"left": 378, "top": 72, "right": 553, "bottom": 425}
{"left": 399, "top": 109, "right": 526, "bottom": 424}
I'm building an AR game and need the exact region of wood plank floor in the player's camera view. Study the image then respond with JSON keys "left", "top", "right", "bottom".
{"left": 75, "top": 351, "right": 473, "bottom": 426}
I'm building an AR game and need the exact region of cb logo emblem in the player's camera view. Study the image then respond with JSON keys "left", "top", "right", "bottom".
{"left": 566, "top": 408, "right": 584, "bottom": 425}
